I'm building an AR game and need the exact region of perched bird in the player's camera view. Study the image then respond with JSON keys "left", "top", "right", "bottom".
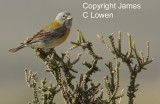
{"left": 9, "top": 11, "right": 72, "bottom": 53}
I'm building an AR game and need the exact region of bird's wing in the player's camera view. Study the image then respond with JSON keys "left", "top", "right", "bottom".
{"left": 26, "top": 27, "right": 67, "bottom": 45}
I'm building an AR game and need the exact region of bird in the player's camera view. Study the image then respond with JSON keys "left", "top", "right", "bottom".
{"left": 9, "top": 11, "right": 72, "bottom": 53}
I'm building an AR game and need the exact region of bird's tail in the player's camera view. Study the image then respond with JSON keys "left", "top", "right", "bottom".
{"left": 9, "top": 45, "right": 26, "bottom": 53}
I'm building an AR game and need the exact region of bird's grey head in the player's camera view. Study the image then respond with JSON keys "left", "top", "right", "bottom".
{"left": 56, "top": 11, "right": 73, "bottom": 29}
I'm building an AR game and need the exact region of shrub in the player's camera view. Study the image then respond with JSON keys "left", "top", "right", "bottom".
{"left": 25, "top": 30, "right": 153, "bottom": 104}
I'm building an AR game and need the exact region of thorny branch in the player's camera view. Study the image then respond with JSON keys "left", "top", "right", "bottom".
{"left": 25, "top": 30, "right": 153, "bottom": 104}
{"left": 97, "top": 32, "right": 154, "bottom": 104}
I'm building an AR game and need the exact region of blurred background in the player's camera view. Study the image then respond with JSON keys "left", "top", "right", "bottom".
{"left": 0, "top": 0, "right": 159, "bottom": 103}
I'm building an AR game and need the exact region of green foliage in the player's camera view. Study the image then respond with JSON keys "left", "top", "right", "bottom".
{"left": 25, "top": 30, "right": 153, "bottom": 104}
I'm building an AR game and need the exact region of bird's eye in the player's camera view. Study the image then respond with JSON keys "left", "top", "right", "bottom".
{"left": 62, "top": 15, "right": 66, "bottom": 19}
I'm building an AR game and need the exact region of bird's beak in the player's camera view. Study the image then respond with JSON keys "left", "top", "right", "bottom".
{"left": 67, "top": 15, "right": 72, "bottom": 20}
